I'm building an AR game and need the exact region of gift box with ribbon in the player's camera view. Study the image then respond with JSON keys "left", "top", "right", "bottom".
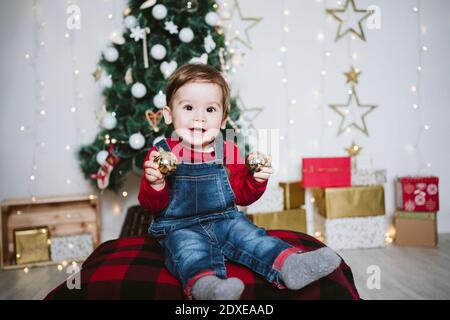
{"left": 395, "top": 176, "right": 439, "bottom": 212}
{"left": 302, "top": 157, "right": 351, "bottom": 188}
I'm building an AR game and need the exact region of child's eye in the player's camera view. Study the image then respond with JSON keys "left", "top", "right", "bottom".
{"left": 206, "top": 106, "right": 216, "bottom": 113}
{"left": 183, "top": 105, "right": 193, "bottom": 111}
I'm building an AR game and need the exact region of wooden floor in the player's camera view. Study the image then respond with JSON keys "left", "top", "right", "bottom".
{"left": 1, "top": 234, "right": 449, "bottom": 300}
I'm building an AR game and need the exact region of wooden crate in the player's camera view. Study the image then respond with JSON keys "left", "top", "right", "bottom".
{"left": 1, "top": 194, "right": 101, "bottom": 270}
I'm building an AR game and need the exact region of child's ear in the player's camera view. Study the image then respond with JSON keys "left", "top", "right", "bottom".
{"left": 162, "top": 106, "right": 173, "bottom": 125}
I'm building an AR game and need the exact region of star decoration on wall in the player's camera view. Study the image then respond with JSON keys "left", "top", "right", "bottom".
{"left": 326, "top": 0, "right": 373, "bottom": 42}
{"left": 345, "top": 141, "right": 363, "bottom": 157}
{"left": 234, "top": 92, "right": 263, "bottom": 137}
{"left": 344, "top": 66, "right": 361, "bottom": 85}
{"left": 222, "top": 0, "right": 262, "bottom": 50}
{"left": 329, "top": 86, "right": 377, "bottom": 136}
{"left": 236, "top": 92, "right": 263, "bottom": 123}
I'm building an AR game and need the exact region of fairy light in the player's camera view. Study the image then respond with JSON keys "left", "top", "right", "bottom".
{"left": 66, "top": 0, "right": 87, "bottom": 191}
{"left": 316, "top": 0, "right": 331, "bottom": 155}
{"left": 25, "top": 0, "right": 47, "bottom": 205}
{"left": 277, "top": 0, "right": 299, "bottom": 180}
{"left": 411, "top": 1, "right": 430, "bottom": 172}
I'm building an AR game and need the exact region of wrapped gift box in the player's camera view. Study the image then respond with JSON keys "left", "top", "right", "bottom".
{"left": 246, "top": 187, "right": 284, "bottom": 214}
{"left": 278, "top": 181, "right": 305, "bottom": 209}
{"left": 312, "top": 186, "right": 385, "bottom": 219}
{"left": 351, "top": 169, "right": 387, "bottom": 186}
{"left": 396, "top": 176, "right": 439, "bottom": 212}
{"left": 313, "top": 213, "right": 386, "bottom": 250}
{"left": 249, "top": 208, "right": 306, "bottom": 233}
{"left": 394, "top": 211, "right": 437, "bottom": 248}
{"left": 302, "top": 157, "right": 351, "bottom": 188}
{"left": 14, "top": 227, "right": 51, "bottom": 265}
{"left": 50, "top": 233, "right": 94, "bottom": 262}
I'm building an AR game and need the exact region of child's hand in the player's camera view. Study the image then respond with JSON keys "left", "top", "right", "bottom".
{"left": 144, "top": 151, "right": 166, "bottom": 191}
{"left": 253, "top": 166, "right": 273, "bottom": 183}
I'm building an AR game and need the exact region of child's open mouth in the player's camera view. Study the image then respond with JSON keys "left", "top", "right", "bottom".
{"left": 190, "top": 128, "right": 206, "bottom": 134}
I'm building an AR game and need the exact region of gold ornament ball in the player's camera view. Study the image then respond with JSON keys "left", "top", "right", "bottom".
{"left": 246, "top": 152, "right": 271, "bottom": 173}
{"left": 155, "top": 150, "right": 177, "bottom": 175}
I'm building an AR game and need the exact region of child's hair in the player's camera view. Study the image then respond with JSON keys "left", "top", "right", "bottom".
{"left": 165, "top": 63, "right": 230, "bottom": 119}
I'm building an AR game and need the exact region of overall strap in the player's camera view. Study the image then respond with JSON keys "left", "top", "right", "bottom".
{"left": 214, "top": 136, "right": 224, "bottom": 166}
{"left": 154, "top": 138, "right": 171, "bottom": 152}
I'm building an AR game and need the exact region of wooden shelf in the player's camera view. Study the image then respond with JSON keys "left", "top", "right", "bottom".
{"left": 1, "top": 194, "right": 101, "bottom": 270}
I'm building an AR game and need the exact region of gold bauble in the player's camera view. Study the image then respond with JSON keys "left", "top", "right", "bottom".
{"left": 246, "top": 152, "right": 271, "bottom": 173}
{"left": 154, "top": 149, "right": 177, "bottom": 175}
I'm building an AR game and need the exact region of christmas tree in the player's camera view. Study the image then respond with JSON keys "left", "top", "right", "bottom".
{"left": 78, "top": 0, "right": 248, "bottom": 192}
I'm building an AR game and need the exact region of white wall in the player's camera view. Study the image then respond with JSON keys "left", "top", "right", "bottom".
{"left": 1, "top": 0, "right": 449, "bottom": 242}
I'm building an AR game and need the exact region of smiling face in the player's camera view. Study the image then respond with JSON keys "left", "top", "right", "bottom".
{"left": 162, "top": 81, "right": 227, "bottom": 150}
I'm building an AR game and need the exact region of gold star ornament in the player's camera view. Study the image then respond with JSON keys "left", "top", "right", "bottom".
{"left": 345, "top": 141, "right": 363, "bottom": 157}
{"left": 92, "top": 67, "right": 102, "bottom": 81}
{"left": 222, "top": 0, "right": 262, "bottom": 50}
{"left": 329, "top": 86, "right": 377, "bottom": 136}
{"left": 327, "top": 0, "right": 373, "bottom": 42}
{"left": 344, "top": 66, "right": 361, "bottom": 85}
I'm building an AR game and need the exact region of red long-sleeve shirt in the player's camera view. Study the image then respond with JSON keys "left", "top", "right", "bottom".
{"left": 138, "top": 138, "right": 268, "bottom": 213}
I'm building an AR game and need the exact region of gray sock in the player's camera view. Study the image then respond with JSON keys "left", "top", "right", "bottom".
{"left": 191, "top": 275, "right": 245, "bottom": 300}
{"left": 279, "top": 247, "right": 342, "bottom": 290}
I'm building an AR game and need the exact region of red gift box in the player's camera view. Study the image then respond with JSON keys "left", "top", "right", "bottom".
{"left": 396, "top": 176, "right": 439, "bottom": 212}
{"left": 301, "top": 157, "right": 351, "bottom": 188}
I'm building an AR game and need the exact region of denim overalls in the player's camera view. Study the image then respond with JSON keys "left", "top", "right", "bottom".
{"left": 148, "top": 137, "right": 301, "bottom": 299}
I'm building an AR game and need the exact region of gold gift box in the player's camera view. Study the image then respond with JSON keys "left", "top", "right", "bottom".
{"left": 312, "top": 186, "right": 385, "bottom": 219}
{"left": 14, "top": 227, "right": 51, "bottom": 265}
{"left": 278, "top": 181, "right": 305, "bottom": 209}
{"left": 249, "top": 208, "right": 306, "bottom": 233}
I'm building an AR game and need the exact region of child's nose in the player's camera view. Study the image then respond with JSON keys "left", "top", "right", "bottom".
{"left": 194, "top": 109, "right": 206, "bottom": 122}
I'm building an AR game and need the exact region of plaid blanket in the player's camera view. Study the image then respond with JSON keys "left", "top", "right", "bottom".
{"left": 45, "top": 230, "right": 360, "bottom": 300}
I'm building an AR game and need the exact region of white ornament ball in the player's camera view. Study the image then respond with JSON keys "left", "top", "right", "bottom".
{"left": 152, "top": 4, "right": 168, "bottom": 20}
{"left": 205, "top": 12, "right": 220, "bottom": 26}
{"left": 131, "top": 82, "right": 147, "bottom": 98}
{"left": 103, "top": 47, "right": 119, "bottom": 62}
{"left": 153, "top": 92, "right": 167, "bottom": 109}
{"left": 179, "top": 28, "right": 194, "bottom": 43}
{"left": 99, "top": 76, "right": 113, "bottom": 89}
{"left": 96, "top": 150, "right": 109, "bottom": 165}
{"left": 129, "top": 133, "right": 145, "bottom": 150}
{"left": 124, "top": 15, "right": 137, "bottom": 29}
{"left": 150, "top": 44, "right": 167, "bottom": 60}
{"left": 101, "top": 112, "right": 118, "bottom": 129}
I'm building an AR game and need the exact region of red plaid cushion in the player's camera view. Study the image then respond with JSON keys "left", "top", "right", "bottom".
{"left": 45, "top": 230, "right": 360, "bottom": 300}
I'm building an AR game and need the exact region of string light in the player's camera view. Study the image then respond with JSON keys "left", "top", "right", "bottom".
{"left": 25, "top": 0, "right": 47, "bottom": 205}
{"left": 411, "top": 0, "right": 430, "bottom": 172}
{"left": 278, "top": 0, "right": 299, "bottom": 179}
{"left": 316, "top": 0, "right": 331, "bottom": 155}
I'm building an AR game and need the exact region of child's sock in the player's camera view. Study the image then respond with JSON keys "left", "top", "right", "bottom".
{"left": 191, "top": 275, "right": 244, "bottom": 300}
{"left": 279, "top": 247, "right": 342, "bottom": 290}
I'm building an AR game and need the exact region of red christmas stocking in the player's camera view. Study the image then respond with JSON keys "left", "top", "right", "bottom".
{"left": 91, "top": 145, "right": 120, "bottom": 190}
